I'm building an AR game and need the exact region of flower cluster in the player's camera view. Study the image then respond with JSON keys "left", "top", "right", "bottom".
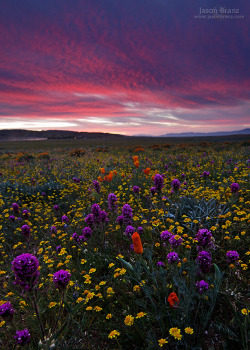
{"left": 12, "top": 253, "right": 40, "bottom": 291}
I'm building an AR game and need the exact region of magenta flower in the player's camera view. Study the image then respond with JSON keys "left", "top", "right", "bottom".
{"left": 14, "top": 329, "right": 31, "bottom": 345}
{"left": 12, "top": 253, "right": 40, "bottom": 291}
{"left": 53, "top": 270, "right": 71, "bottom": 291}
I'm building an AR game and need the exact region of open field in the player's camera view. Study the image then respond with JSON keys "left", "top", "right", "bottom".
{"left": 0, "top": 134, "right": 250, "bottom": 153}
{"left": 0, "top": 139, "right": 249, "bottom": 349}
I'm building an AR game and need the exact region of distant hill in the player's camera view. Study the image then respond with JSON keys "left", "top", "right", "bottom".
{"left": 159, "top": 128, "right": 250, "bottom": 137}
{"left": 0, "top": 129, "right": 125, "bottom": 140}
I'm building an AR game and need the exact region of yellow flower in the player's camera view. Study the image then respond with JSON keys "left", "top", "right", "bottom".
{"left": 241, "top": 308, "right": 249, "bottom": 315}
{"left": 89, "top": 268, "right": 96, "bottom": 274}
{"left": 133, "top": 285, "right": 140, "bottom": 292}
{"left": 124, "top": 315, "right": 134, "bottom": 326}
{"left": 158, "top": 338, "right": 168, "bottom": 347}
{"left": 49, "top": 302, "right": 57, "bottom": 308}
{"left": 169, "top": 327, "right": 182, "bottom": 340}
{"left": 106, "top": 313, "right": 113, "bottom": 319}
{"left": 108, "top": 263, "right": 115, "bottom": 268}
{"left": 19, "top": 301, "right": 27, "bottom": 307}
{"left": 86, "top": 306, "right": 92, "bottom": 311}
{"left": 86, "top": 292, "right": 95, "bottom": 299}
{"left": 108, "top": 330, "right": 120, "bottom": 339}
{"left": 136, "top": 312, "right": 147, "bottom": 318}
{"left": 0, "top": 320, "right": 5, "bottom": 327}
{"left": 76, "top": 297, "right": 83, "bottom": 303}
{"left": 99, "top": 281, "right": 107, "bottom": 286}
{"left": 94, "top": 306, "right": 102, "bottom": 312}
{"left": 155, "top": 243, "right": 160, "bottom": 247}
{"left": 184, "top": 327, "right": 194, "bottom": 334}
{"left": 107, "top": 287, "right": 115, "bottom": 295}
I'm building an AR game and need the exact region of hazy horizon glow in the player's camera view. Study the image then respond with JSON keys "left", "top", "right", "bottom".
{"left": 0, "top": 0, "right": 249, "bottom": 136}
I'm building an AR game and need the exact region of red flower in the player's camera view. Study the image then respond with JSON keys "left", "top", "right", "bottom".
{"left": 132, "top": 232, "right": 143, "bottom": 254}
{"left": 167, "top": 292, "right": 180, "bottom": 308}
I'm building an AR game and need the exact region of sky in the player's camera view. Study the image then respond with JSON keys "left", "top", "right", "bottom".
{"left": 0, "top": 0, "right": 249, "bottom": 136}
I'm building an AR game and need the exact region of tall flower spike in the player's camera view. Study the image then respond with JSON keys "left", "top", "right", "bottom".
{"left": 132, "top": 232, "right": 143, "bottom": 254}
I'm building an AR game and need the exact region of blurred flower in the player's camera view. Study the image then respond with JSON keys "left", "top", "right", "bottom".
{"left": 124, "top": 315, "right": 134, "bottom": 326}
{"left": 167, "top": 252, "right": 179, "bottom": 264}
{"left": 53, "top": 270, "right": 71, "bottom": 291}
{"left": 197, "top": 251, "right": 212, "bottom": 274}
{"left": 167, "top": 292, "right": 179, "bottom": 308}
{"left": 196, "top": 280, "right": 209, "bottom": 294}
{"left": 226, "top": 251, "right": 239, "bottom": 263}
{"left": 14, "top": 329, "right": 31, "bottom": 345}
{"left": 132, "top": 232, "right": 143, "bottom": 254}
{"left": 0, "top": 302, "right": 14, "bottom": 321}
{"left": 12, "top": 253, "right": 40, "bottom": 291}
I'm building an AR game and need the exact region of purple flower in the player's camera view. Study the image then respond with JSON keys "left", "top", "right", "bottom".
{"left": 56, "top": 245, "right": 61, "bottom": 253}
{"left": 91, "top": 204, "right": 101, "bottom": 218}
{"left": 51, "top": 226, "right": 57, "bottom": 234}
{"left": 226, "top": 250, "right": 239, "bottom": 263}
{"left": 196, "top": 280, "right": 209, "bottom": 294}
{"left": 181, "top": 173, "right": 186, "bottom": 178}
{"left": 22, "top": 210, "right": 30, "bottom": 219}
{"left": 93, "top": 180, "right": 100, "bottom": 193}
{"left": 108, "top": 193, "right": 118, "bottom": 212}
{"left": 195, "top": 229, "right": 213, "bottom": 248}
{"left": 172, "top": 179, "right": 181, "bottom": 190}
{"left": 9, "top": 215, "right": 15, "bottom": 222}
{"left": 167, "top": 252, "right": 179, "bottom": 264}
{"left": 21, "top": 225, "right": 31, "bottom": 238}
{"left": 133, "top": 186, "right": 140, "bottom": 193}
{"left": 169, "top": 235, "right": 183, "bottom": 248}
{"left": 122, "top": 204, "right": 133, "bottom": 225}
{"left": 54, "top": 205, "right": 59, "bottom": 211}
{"left": 12, "top": 203, "right": 19, "bottom": 214}
{"left": 202, "top": 171, "right": 210, "bottom": 178}
{"left": 73, "top": 177, "right": 80, "bottom": 183}
{"left": 12, "top": 253, "right": 40, "bottom": 291}
{"left": 154, "top": 174, "right": 164, "bottom": 191}
{"left": 62, "top": 215, "right": 69, "bottom": 223}
{"left": 53, "top": 270, "right": 71, "bottom": 291}
{"left": 82, "top": 227, "right": 92, "bottom": 238}
{"left": 157, "top": 261, "right": 165, "bottom": 267}
{"left": 150, "top": 187, "right": 156, "bottom": 195}
{"left": 137, "top": 226, "right": 143, "bottom": 235}
{"left": 117, "top": 215, "right": 124, "bottom": 225}
{"left": 197, "top": 251, "right": 212, "bottom": 274}
{"left": 15, "top": 329, "right": 31, "bottom": 345}
{"left": 130, "top": 244, "right": 134, "bottom": 250}
{"left": 85, "top": 213, "right": 94, "bottom": 227}
{"left": 230, "top": 183, "right": 240, "bottom": 193}
{"left": 100, "top": 210, "right": 109, "bottom": 223}
{"left": 72, "top": 232, "right": 79, "bottom": 243}
{"left": 160, "top": 231, "right": 172, "bottom": 241}
{"left": 0, "top": 302, "right": 14, "bottom": 320}
{"left": 125, "top": 225, "right": 135, "bottom": 238}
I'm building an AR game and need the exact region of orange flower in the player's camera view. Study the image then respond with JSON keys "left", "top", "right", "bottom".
{"left": 133, "top": 156, "right": 138, "bottom": 162}
{"left": 134, "top": 161, "right": 139, "bottom": 168}
{"left": 143, "top": 168, "right": 150, "bottom": 175}
{"left": 113, "top": 170, "right": 117, "bottom": 175}
{"left": 132, "top": 232, "right": 143, "bottom": 254}
{"left": 97, "top": 176, "right": 103, "bottom": 182}
{"left": 100, "top": 168, "right": 105, "bottom": 174}
{"left": 167, "top": 292, "right": 180, "bottom": 308}
{"left": 106, "top": 173, "right": 113, "bottom": 181}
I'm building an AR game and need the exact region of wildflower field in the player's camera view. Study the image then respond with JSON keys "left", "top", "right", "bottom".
{"left": 0, "top": 140, "right": 249, "bottom": 349}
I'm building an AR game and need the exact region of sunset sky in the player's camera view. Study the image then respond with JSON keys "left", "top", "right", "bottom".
{"left": 0, "top": 0, "right": 249, "bottom": 136}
